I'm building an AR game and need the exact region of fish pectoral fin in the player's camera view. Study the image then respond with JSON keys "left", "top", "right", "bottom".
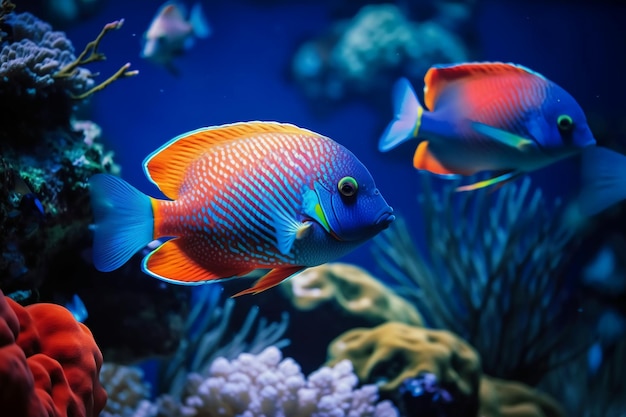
{"left": 143, "top": 238, "right": 244, "bottom": 284}
{"left": 471, "top": 121, "right": 535, "bottom": 151}
{"left": 456, "top": 170, "right": 522, "bottom": 192}
{"left": 232, "top": 266, "right": 305, "bottom": 297}
{"left": 413, "top": 141, "right": 458, "bottom": 176}
{"left": 274, "top": 212, "right": 309, "bottom": 255}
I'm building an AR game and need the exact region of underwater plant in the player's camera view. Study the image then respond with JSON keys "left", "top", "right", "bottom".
{"left": 372, "top": 173, "right": 590, "bottom": 384}
{"left": 157, "top": 284, "right": 291, "bottom": 400}
{"left": 539, "top": 335, "right": 626, "bottom": 417}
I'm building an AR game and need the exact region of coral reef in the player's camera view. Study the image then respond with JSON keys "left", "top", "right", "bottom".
{"left": 372, "top": 174, "right": 591, "bottom": 384}
{"left": 327, "top": 321, "right": 566, "bottom": 417}
{"left": 327, "top": 322, "right": 481, "bottom": 402}
{"left": 0, "top": 6, "right": 136, "bottom": 146}
{"left": 158, "top": 346, "right": 399, "bottom": 417}
{"left": 100, "top": 346, "right": 398, "bottom": 417}
{"left": 99, "top": 363, "right": 153, "bottom": 417}
{"left": 0, "top": 5, "right": 134, "bottom": 298}
{"left": 0, "top": 119, "right": 119, "bottom": 294}
{"left": 291, "top": 3, "right": 469, "bottom": 103}
{"left": 0, "top": 288, "right": 106, "bottom": 417}
{"left": 282, "top": 262, "right": 423, "bottom": 326}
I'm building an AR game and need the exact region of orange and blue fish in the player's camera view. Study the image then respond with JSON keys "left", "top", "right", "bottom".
{"left": 378, "top": 61, "right": 626, "bottom": 216}
{"left": 379, "top": 62, "right": 596, "bottom": 189}
{"left": 89, "top": 122, "right": 394, "bottom": 296}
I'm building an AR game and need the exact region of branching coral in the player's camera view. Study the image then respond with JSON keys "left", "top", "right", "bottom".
{"left": 159, "top": 346, "right": 398, "bottom": 417}
{"left": 53, "top": 18, "right": 137, "bottom": 100}
{"left": 372, "top": 174, "right": 590, "bottom": 384}
{"left": 0, "top": 288, "right": 106, "bottom": 417}
{"left": 0, "top": 7, "right": 136, "bottom": 145}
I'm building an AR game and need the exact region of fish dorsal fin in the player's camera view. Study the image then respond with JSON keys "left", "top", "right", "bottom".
{"left": 143, "top": 121, "right": 318, "bottom": 200}
{"left": 160, "top": 3, "right": 186, "bottom": 21}
{"left": 423, "top": 62, "right": 545, "bottom": 111}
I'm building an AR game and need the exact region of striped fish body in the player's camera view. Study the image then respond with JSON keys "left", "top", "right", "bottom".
{"left": 378, "top": 62, "right": 596, "bottom": 186}
{"left": 89, "top": 122, "right": 394, "bottom": 296}
{"left": 422, "top": 62, "right": 595, "bottom": 173}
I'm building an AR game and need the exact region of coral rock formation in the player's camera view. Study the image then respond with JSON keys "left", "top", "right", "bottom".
{"left": 0, "top": 288, "right": 107, "bottom": 417}
{"left": 283, "top": 262, "right": 423, "bottom": 325}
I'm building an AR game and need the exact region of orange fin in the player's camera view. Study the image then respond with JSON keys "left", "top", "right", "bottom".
{"left": 142, "top": 239, "right": 251, "bottom": 284}
{"left": 413, "top": 141, "right": 457, "bottom": 175}
{"left": 143, "top": 121, "right": 322, "bottom": 200}
{"left": 423, "top": 62, "right": 544, "bottom": 111}
{"left": 232, "top": 265, "right": 304, "bottom": 297}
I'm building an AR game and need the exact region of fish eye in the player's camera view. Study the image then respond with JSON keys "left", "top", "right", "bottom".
{"left": 557, "top": 114, "right": 574, "bottom": 131}
{"left": 338, "top": 176, "right": 358, "bottom": 197}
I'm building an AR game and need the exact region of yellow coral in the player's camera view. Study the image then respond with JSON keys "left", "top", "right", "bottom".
{"left": 283, "top": 263, "right": 423, "bottom": 326}
{"left": 479, "top": 376, "right": 565, "bottom": 417}
{"left": 327, "top": 321, "right": 481, "bottom": 394}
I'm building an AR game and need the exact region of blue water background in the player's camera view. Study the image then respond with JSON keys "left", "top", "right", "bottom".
{"left": 56, "top": 0, "right": 626, "bottom": 274}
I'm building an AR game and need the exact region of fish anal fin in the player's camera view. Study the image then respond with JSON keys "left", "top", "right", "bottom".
{"left": 413, "top": 141, "right": 456, "bottom": 175}
{"left": 143, "top": 122, "right": 323, "bottom": 200}
{"left": 456, "top": 171, "right": 521, "bottom": 192}
{"left": 143, "top": 239, "right": 248, "bottom": 284}
{"left": 232, "top": 266, "right": 304, "bottom": 297}
{"left": 423, "top": 62, "right": 543, "bottom": 111}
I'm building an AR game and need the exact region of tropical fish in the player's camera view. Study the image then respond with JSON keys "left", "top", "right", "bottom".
{"left": 378, "top": 62, "right": 596, "bottom": 191}
{"left": 89, "top": 122, "right": 394, "bottom": 297}
{"left": 64, "top": 294, "right": 88, "bottom": 323}
{"left": 141, "top": 1, "right": 211, "bottom": 74}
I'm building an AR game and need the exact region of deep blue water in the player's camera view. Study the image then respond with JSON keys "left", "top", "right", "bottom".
{"left": 22, "top": 0, "right": 626, "bottom": 270}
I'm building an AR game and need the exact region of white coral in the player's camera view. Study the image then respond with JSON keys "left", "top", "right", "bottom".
{"left": 181, "top": 346, "right": 398, "bottom": 417}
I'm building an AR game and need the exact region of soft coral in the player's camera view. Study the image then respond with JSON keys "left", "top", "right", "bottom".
{"left": 0, "top": 289, "right": 107, "bottom": 417}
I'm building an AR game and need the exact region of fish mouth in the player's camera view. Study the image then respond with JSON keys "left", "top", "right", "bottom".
{"left": 375, "top": 207, "right": 395, "bottom": 228}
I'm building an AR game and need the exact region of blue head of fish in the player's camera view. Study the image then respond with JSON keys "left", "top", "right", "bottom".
{"left": 311, "top": 151, "right": 394, "bottom": 242}
{"left": 535, "top": 84, "right": 596, "bottom": 151}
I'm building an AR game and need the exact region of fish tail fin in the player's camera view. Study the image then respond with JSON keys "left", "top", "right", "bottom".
{"left": 575, "top": 146, "right": 626, "bottom": 217}
{"left": 378, "top": 77, "right": 424, "bottom": 152}
{"left": 189, "top": 3, "right": 211, "bottom": 38}
{"left": 89, "top": 174, "right": 155, "bottom": 272}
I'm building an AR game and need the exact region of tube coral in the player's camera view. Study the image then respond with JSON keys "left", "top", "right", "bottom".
{"left": 0, "top": 288, "right": 106, "bottom": 417}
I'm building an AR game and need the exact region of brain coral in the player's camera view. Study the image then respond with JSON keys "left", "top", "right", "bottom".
{"left": 0, "top": 289, "right": 107, "bottom": 417}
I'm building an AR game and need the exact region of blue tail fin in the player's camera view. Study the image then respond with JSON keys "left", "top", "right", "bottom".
{"left": 576, "top": 146, "right": 626, "bottom": 217}
{"left": 89, "top": 174, "right": 154, "bottom": 272}
{"left": 378, "top": 77, "right": 423, "bottom": 152}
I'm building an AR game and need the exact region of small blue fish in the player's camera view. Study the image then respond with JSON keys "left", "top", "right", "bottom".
{"left": 64, "top": 294, "right": 88, "bottom": 323}
{"left": 141, "top": 1, "right": 211, "bottom": 74}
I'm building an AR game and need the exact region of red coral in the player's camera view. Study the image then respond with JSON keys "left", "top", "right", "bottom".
{"left": 0, "top": 290, "right": 107, "bottom": 417}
